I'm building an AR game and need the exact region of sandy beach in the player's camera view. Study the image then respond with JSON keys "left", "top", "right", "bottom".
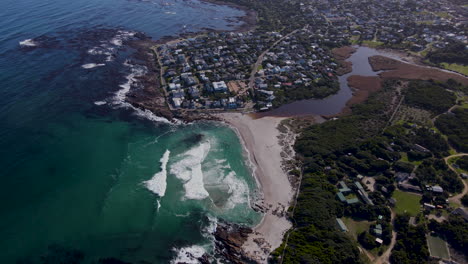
{"left": 217, "top": 112, "right": 295, "bottom": 263}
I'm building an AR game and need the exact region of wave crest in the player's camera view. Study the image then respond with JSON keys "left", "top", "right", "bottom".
{"left": 171, "top": 141, "right": 211, "bottom": 200}
{"left": 144, "top": 150, "right": 171, "bottom": 197}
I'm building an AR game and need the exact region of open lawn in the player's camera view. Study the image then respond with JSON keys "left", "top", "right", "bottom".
{"left": 361, "top": 40, "right": 384, "bottom": 48}
{"left": 393, "top": 190, "right": 421, "bottom": 216}
{"left": 342, "top": 217, "right": 374, "bottom": 240}
{"left": 399, "top": 152, "right": 423, "bottom": 165}
{"left": 427, "top": 235, "right": 450, "bottom": 260}
{"left": 441, "top": 63, "right": 468, "bottom": 76}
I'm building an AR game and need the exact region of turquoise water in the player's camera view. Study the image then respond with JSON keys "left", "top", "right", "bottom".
{"left": 0, "top": 0, "right": 260, "bottom": 263}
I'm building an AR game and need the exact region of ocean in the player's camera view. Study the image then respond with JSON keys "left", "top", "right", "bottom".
{"left": 0, "top": 0, "right": 261, "bottom": 263}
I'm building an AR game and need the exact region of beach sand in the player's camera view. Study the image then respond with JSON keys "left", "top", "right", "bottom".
{"left": 218, "top": 112, "right": 294, "bottom": 263}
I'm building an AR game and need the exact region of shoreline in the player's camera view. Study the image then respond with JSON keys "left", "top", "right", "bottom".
{"left": 217, "top": 113, "right": 295, "bottom": 263}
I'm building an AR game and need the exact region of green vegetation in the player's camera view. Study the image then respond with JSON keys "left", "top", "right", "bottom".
{"left": 343, "top": 217, "right": 373, "bottom": 239}
{"left": 429, "top": 214, "right": 468, "bottom": 255}
{"left": 441, "top": 63, "right": 468, "bottom": 76}
{"left": 426, "top": 235, "right": 450, "bottom": 259}
{"left": 461, "top": 194, "right": 468, "bottom": 207}
{"left": 275, "top": 79, "right": 467, "bottom": 263}
{"left": 427, "top": 41, "right": 468, "bottom": 66}
{"left": 392, "top": 190, "right": 421, "bottom": 216}
{"left": 361, "top": 40, "right": 384, "bottom": 48}
{"left": 272, "top": 175, "right": 361, "bottom": 263}
{"left": 390, "top": 214, "right": 429, "bottom": 264}
{"left": 454, "top": 156, "right": 468, "bottom": 172}
{"left": 435, "top": 108, "right": 468, "bottom": 152}
{"left": 404, "top": 80, "right": 457, "bottom": 116}
{"left": 414, "top": 158, "right": 463, "bottom": 193}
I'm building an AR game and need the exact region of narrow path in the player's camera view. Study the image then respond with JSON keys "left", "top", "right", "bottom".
{"left": 431, "top": 103, "right": 458, "bottom": 125}
{"left": 374, "top": 210, "right": 397, "bottom": 264}
{"left": 445, "top": 153, "right": 468, "bottom": 206}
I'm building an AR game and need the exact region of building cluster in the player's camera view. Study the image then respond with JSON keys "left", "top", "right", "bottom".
{"left": 299, "top": 0, "right": 467, "bottom": 52}
{"left": 254, "top": 27, "right": 340, "bottom": 109}
{"left": 336, "top": 180, "right": 374, "bottom": 206}
{"left": 156, "top": 31, "right": 285, "bottom": 110}
{"left": 155, "top": 27, "right": 344, "bottom": 111}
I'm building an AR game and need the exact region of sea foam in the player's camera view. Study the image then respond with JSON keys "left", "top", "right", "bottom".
{"left": 19, "top": 39, "right": 37, "bottom": 47}
{"left": 144, "top": 150, "right": 171, "bottom": 197}
{"left": 171, "top": 245, "right": 206, "bottom": 264}
{"left": 204, "top": 159, "right": 249, "bottom": 209}
{"left": 171, "top": 141, "right": 210, "bottom": 200}
{"left": 111, "top": 61, "right": 171, "bottom": 124}
{"left": 81, "top": 63, "right": 105, "bottom": 69}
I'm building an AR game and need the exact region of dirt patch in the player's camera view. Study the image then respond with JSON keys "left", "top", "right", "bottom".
{"left": 332, "top": 46, "right": 357, "bottom": 76}
{"left": 369, "top": 55, "right": 468, "bottom": 85}
{"left": 338, "top": 75, "right": 382, "bottom": 115}
{"left": 332, "top": 46, "right": 357, "bottom": 60}
{"left": 228, "top": 80, "right": 247, "bottom": 94}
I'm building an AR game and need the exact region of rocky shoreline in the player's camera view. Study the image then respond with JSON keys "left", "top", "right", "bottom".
{"left": 123, "top": 1, "right": 258, "bottom": 124}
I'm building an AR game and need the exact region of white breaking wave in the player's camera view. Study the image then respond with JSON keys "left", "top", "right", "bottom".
{"left": 170, "top": 141, "right": 211, "bottom": 200}
{"left": 223, "top": 171, "right": 249, "bottom": 209}
{"left": 203, "top": 215, "right": 218, "bottom": 237}
{"left": 110, "top": 30, "right": 136, "bottom": 46}
{"left": 82, "top": 63, "right": 105, "bottom": 69}
{"left": 203, "top": 158, "right": 250, "bottom": 209}
{"left": 111, "top": 61, "right": 171, "bottom": 124}
{"left": 87, "top": 30, "right": 135, "bottom": 61}
{"left": 19, "top": 39, "right": 37, "bottom": 47}
{"left": 171, "top": 245, "right": 206, "bottom": 264}
{"left": 94, "top": 101, "right": 107, "bottom": 106}
{"left": 144, "top": 150, "right": 171, "bottom": 197}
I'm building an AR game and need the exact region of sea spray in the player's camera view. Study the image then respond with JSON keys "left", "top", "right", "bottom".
{"left": 145, "top": 150, "right": 171, "bottom": 197}
{"left": 170, "top": 141, "right": 211, "bottom": 200}
{"left": 171, "top": 245, "right": 207, "bottom": 264}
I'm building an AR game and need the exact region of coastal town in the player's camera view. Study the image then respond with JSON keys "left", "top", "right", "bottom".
{"left": 129, "top": 0, "right": 468, "bottom": 263}
{"left": 148, "top": 0, "right": 467, "bottom": 115}
{"left": 4, "top": 0, "right": 468, "bottom": 263}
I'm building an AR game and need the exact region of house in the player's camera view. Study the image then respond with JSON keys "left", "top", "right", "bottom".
{"left": 413, "top": 144, "right": 430, "bottom": 153}
{"left": 212, "top": 81, "right": 228, "bottom": 93}
{"left": 337, "top": 192, "right": 346, "bottom": 202}
{"left": 373, "top": 224, "right": 382, "bottom": 237}
{"left": 172, "top": 97, "right": 182, "bottom": 108}
{"left": 336, "top": 218, "right": 348, "bottom": 232}
{"left": 347, "top": 198, "right": 360, "bottom": 204}
{"left": 338, "top": 181, "right": 351, "bottom": 193}
{"left": 398, "top": 183, "right": 422, "bottom": 193}
{"left": 226, "top": 97, "right": 237, "bottom": 109}
{"left": 188, "top": 87, "right": 200, "bottom": 98}
{"left": 451, "top": 208, "right": 468, "bottom": 222}
{"left": 358, "top": 189, "right": 374, "bottom": 205}
{"left": 395, "top": 172, "right": 410, "bottom": 182}
{"left": 424, "top": 203, "right": 436, "bottom": 210}
{"left": 427, "top": 185, "right": 444, "bottom": 193}
{"left": 168, "top": 83, "right": 181, "bottom": 91}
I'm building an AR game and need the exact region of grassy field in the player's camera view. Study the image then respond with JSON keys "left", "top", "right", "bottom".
{"left": 393, "top": 190, "right": 421, "bottom": 216}
{"left": 441, "top": 63, "right": 468, "bottom": 76}
{"left": 361, "top": 40, "right": 384, "bottom": 48}
{"left": 427, "top": 235, "right": 450, "bottom": 260}
{"left": 342, "top": 217, "right": 374, "bottom": 240}
{"left": 399, "top": 152, "right": 423, "bottom": 165}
